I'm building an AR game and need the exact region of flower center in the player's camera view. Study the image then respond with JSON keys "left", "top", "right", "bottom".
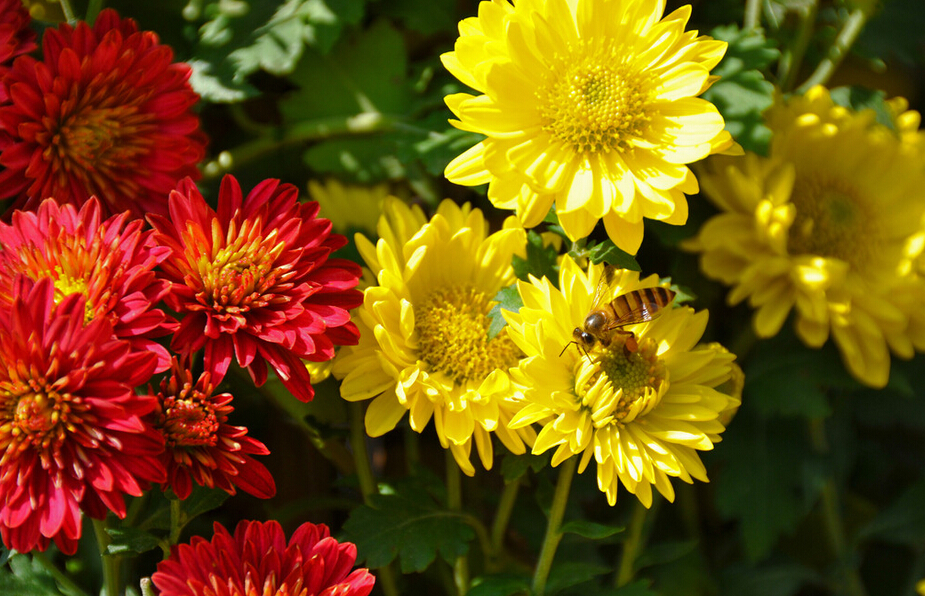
{"left": 52, "top": 104, "right": 154, "bottom": 175}
{"left": 596, "top": 335, "right": 667, "bottom": 422}
{"left": 158, "top": 386, "right": 220, "bottom": 448}
{"left": 196, "top": 220, "right": 286, "bottom": 314}
{"left": 537, "top": 41, "right": 651, "bottom": 155}
{"left": 415, "top": 286, "right": 522, "bottom": 384}
{"left": 787, "top": 175, "right": 875, "bottom": 269}
{"left": 0, "top": 380, "right": 72, "bottom": 460}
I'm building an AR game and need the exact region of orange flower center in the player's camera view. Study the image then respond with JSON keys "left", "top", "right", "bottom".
{"left": 537, "top": 41, "right": 651, "bottom": 155}
{"left": 158, "top": 386, "right": 219, "bottom": 448}
{"left": 1, "top": 380, "right": 72, "bottom": 461}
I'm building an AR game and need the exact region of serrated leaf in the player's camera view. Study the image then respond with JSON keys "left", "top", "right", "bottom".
{"left": 713, "top": 412, "right": 819, "bottom": 561}
{"left": 545, "top": 561, "right": 611, "bottom": 594}
{"left": 0, "top": 554, "right": 68, "bottom": 596}
{"left": 487, "top": 285, "right": 524, "bottom": 339}
{"left": 858, "top": 479, "right": 925, "bottom": 547}
{"left": 105, "top": 527, "right": 162, "bottom": 556}
{"left": 703, "top": 25, "right": 779, "bottom": 154}
{"left": 188, "top": 0, "right": 365, "bottom": 102}
{"left": 175, "top": 485, "right": 232, "bottom": 520}
{"left": 559, "top": 520, "right": 624, "bottom": 540}
{"left": 513, "top": 231, "right": 559, "bottom": 282}
{"left": 468, "top": 574, "right": 531, "bottom": 596}
{"left": 500, "top": 452, "right": 550, "bottom": 483}
{"left": 343, "top": 491, "right": 474, "bottom": 572}
{"left": 587, "top": 240, "right": 641, "bottom": 271}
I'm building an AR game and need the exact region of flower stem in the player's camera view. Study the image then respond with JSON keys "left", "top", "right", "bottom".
{"left": 616, "top": 500, "right": 649, "bottom": 587}
{"left": 795, "top": 7, "right": 869, "bottom": 94}
{"left": 349, "top": 401, "right": 377, "bottom": 504}
{"left": 532, "top": 456, "right": 578, "bottom": 596}
{"left": 92, "top": 517, "right": 122, "bottom": 596}
{"left": 32, "top": 551, "right": 92, "bottom": 596}
{"left": 58, "top": 0, "right": 76, "bottom": 23}
{"left": 348, "top": 401, "right": 401, "bottom": 596}
{"left": 809, "top": 418, "right": 868, "bottom": 596}
{"left": 85, "top": 0, "right": 105, "bottom": 24}
{"left": 490, "top": 478, "right": 521, "bottom": 556}
{"left": 744, "top": 0, "right": 761, "bottom": 30}
{"left": 778, "top": 1, "right": 818, "bottom": 92}
{"left": 446, "top": 451, "right": 470, "bottom": 596}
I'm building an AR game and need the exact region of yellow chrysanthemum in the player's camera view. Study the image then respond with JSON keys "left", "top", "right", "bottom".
{"left": 441, "top": 0, "right": 736, "bottom": 254}
{"left": 686, "top": 86, "right": 925, "bottom": 388}
{"left": 307, "top": 179, "right": 391, "bottom": 235}
{"left": 504, "top": 256, "right": 738, "bottom": 507}
{"left": 332, "top": 198, "right": 535, "bottom": 475}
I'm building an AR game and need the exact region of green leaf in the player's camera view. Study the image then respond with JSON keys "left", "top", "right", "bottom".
{"left": 175, "top": 485, "right": 233, "bottom": 521}
{"left": 187, "top": 0, "right": 365, "bottom": 102}
{"left": 857, "top": 0, "right": 925, "bottom": 67}
{"left": 372, "top": 0, "right": 455, "bottom": 35}
{"left": 487, "top": 285, "right": 524, "bottom": 340}
{"left": 512, "top": 231, "right": 559, "bottom": 283}
{"left": 587, "top": 240, "right": 641, "bottom": 271}
{"left": 703, "top": 25, "right": 779, "bottom": 155}
{"left": 608, "top": 580, "right": 660, "bottom": 596}
{"left": 713, "top": 412, "right": 820, "bottom": 561}
{"left": 105, "top": 527, "right": 162, "bottom": 556}
{"left": 634, "top": 539, "right": 698, "bottom": 570}
{"left": 342, "top": 486, "right": 475, "bottom": 572}
{"left": 500, "top": 451, "right": 550, "bottom": 483}
{"left": 858, "top": 479, "right": 925, "bottom": 547}
{"left": 0, "top": 554, "right": 67, "bottom": 596}
{"left": 468, "top": 574, "right": 531, "bottom": 596}
{"left": 559, "top": 520, "right": 624, "bottom": 540}
{"left": 720, "top": 562, "right": 821, "bottom": 596}
{"left": 545, "top": 561, "right": 611, "bottom": 594}
{"left": 829, "top": 86, "right": 894, "bottom": 130}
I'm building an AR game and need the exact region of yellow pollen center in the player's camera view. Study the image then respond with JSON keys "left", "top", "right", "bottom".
{"left": 415, "top": 286, "right": 522, "bottom": 384}
{"left": 597, "top": 336, "right": 666, "bottom": 422}
{"left": 788, "top": 175, "right": 875, "bottom": 268}
{"left": 537, "top": 41, "right": 651, "bottom": 154}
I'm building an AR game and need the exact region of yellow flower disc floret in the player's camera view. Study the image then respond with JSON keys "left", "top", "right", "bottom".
{"left": 333, "top": 198, "right": 534, "bottom": 476}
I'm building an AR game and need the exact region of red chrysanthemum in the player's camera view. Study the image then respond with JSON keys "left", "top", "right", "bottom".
{"left": 0, "top": 0, "right": 36, "bottom": 102}
{"left": 152, "top": 520, "right": 376, "bottom": 596}
{"left": 0, "top": 197, "right": 175, "bottom": 371}
{"left": 154, "top": 358, "right": 276, "bottom": 500}
{"left": 0, "top": 277, "right": 166, "bottom": 554}
{"left": 0, "top": 8, "right": 207, "bottom": 219}
{"left": 150, "top": 175, "right": 363, "bottom": 402}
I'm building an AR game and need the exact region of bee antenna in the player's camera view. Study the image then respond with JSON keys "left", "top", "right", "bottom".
{"left": 559, "top": 341, "right": 575, "bottom": 357}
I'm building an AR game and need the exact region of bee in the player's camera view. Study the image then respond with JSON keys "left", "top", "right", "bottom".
{"left": 561, "top": 266, "right": 676, "bottom": 358}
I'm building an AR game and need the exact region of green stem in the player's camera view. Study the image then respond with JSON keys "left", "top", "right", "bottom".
{"left": 779, "top": 1, "right": 818, "bottom": 92}
{"left": 616, "top": 500, "right": 649, "bottom": 587}
{"left": 744, "top": 0, "right": 761, "bottom": 30}
{"left": 201, "top": 113, "right": 398, "bottom": 180}
{"left": 349, "top": 401, "right": 377, "bottom": 504}
{"left": 532, "top": 456, "right": 578, "bottom": 596}
{"left": 348, "top": 401, "right": 401, "bottom": 596}
{"left": 85, "top": 0, "right": 105, "bottom": 24}
{"left": 809, "top": 419, "right": 868, "bottom": 596}
{"left": 490, "top": 478, "right": 521, "bottom": 556}
{"left": 92, "top": 518, "right": 122, "bottom": 596}
{"left": 795, "top": 7, "right": 869, "bottom": 94}
{"left": 32, "top": 551, "right": 92, "bottom": 596}
{"left": 404, "top": 423, "right": 420, "bottom": 474}
{"left": 58, "top": 0, "right": 76, "bottom": 23}
{"left": 446, "top": 451, "right": 470, "bottom": 596}
{"left": 168, "top": 498, "right": 184, "bottom": 546}
{"left": 140, "top": 577, "right": 156, "bottom": 596}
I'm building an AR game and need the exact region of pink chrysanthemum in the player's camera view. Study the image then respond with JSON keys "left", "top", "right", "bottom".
{"left": 153, "top": 520, "right": 375, "bottom": 596}
{"left": 154, "top": 358, "right": 276, "bottom": 500}
{"left": 150, "top": 175, "right": 363, "bottom": 402}
{"left": 0, "top": 8, "right": 207, "bottom": 218}
{"left": 0, "top": 0, "right": 36, "bottom": 102}
{"left": 0, "top": 278, "right": 166, "bottom": 554}
{"left": 0, "top": 197, "right": 175, "bottom": 371}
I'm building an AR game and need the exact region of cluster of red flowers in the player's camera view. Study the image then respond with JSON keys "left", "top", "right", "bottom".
{"left": 0, "top": 12, "right": 367, "bottom": 592}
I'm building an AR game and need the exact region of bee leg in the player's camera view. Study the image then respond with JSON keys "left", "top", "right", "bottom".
{"left": 622, "top": 333, "right": 639, "bottom": 357}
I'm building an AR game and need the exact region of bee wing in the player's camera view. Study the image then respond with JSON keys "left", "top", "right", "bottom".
{"left": 589, "top": 264, "right": 618, "bottom": 311}
{"left": 604, "top": 288, "right": 676, "bottom": 329}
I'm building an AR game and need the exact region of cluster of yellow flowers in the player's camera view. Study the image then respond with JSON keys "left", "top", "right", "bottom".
{"left": 322, "top": 0, "right": 924, "bottom": 506}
